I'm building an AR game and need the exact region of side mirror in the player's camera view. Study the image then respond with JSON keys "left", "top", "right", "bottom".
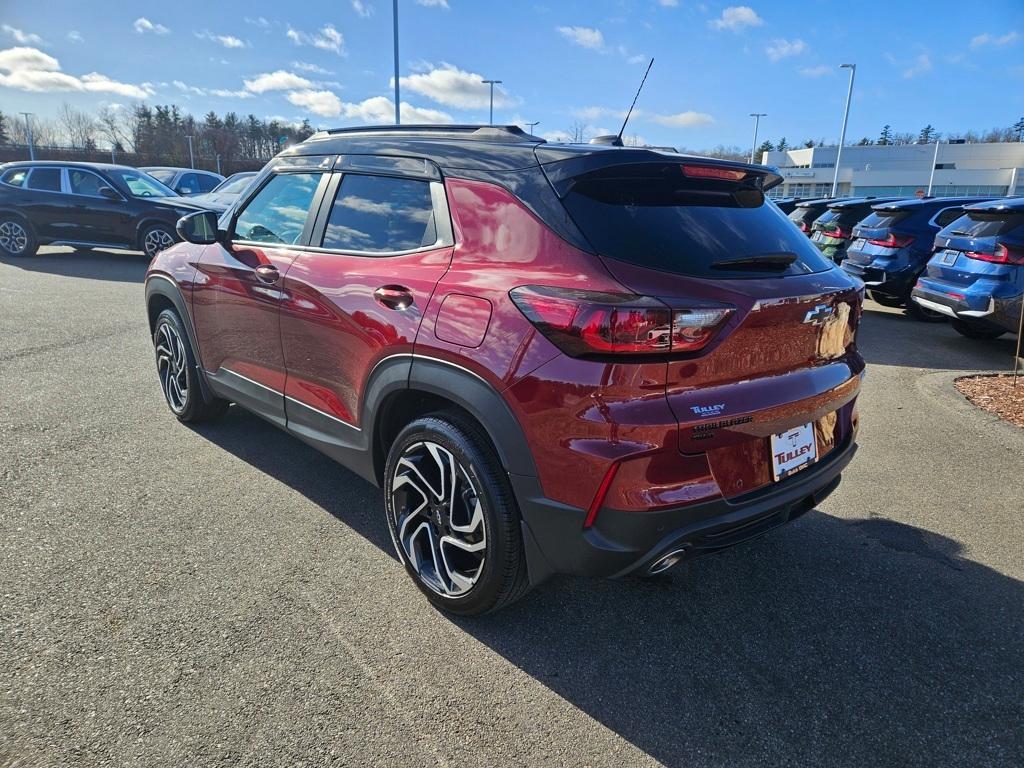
{"left": 176, "top": 210, "right": 221, "bottom": 245}
{"left": 99, "top": 187, "right": 119, "bottom": 200}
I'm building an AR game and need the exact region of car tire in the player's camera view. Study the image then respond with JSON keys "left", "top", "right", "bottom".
{"left": 384, "top": 412, "right": 531, "bottom": 616}
{"left": 140, "top": 223, "right": 177, "bottom": 259}
{"left": 153, "top": 308, "right": 230, "bottom": 422}
{"left": 950, "top": 319, "right": 1006, "bottom": 340}
{"left": 906, "top": 298, "right": 947, "bottom": 323}
{"left": 869, "top": 291, "right": 904, "bottom": 309}
{"left": 0, "top": 215, "right": 38, "bottom": 258}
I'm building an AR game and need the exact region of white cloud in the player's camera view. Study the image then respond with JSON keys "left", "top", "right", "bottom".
{"left": 708, "top": 6, "right": 763, "bottom": 31}
{"left": 557, "top": 25, "right": 605, "bottom": 50}
{"left": 210, "top": 88, "right": 254, "bottom": 99}
{"left": 398, "top": 63, "right": 516, "bottom": 109}
{"left": 649, "top": 110, "right": 715, "bottom": 128}
{"left": 134, "top": 18, "right": 170, "bottom": 35}
{"left": 541, "top": 130, "right": 575, "bottom": 143}
{"left": 573, "top": 106, "right": 626, "bottom": 121}
{"left": 245, "top": 17, "right": 271, "bottom": 28}
{"left": 287, "top": 24, "right": 345, "bottom": 54}
{"left": 352, "top": 0, "right": 373, "bottom": 17}
{"left": 799, "top": 64, "right": 832, "bottom": 78}
{"left": 902, "top": 53, "right": 932, "bottom": 79}
{"left": 244, "top": 70, "right": 314, "bottom": 93}
{"left": 0, "top": 46, "right": 152, "bottom": 99}
{"left": 338, "top": 95, "right": 453, "bottom": 123}
{"left": 67, "top": 31, "right": 83, "bottom": 43}
{"left": 173, "top": 80, "right": 206, "bottom": 96}
{"left": 292, "top": 61, "right": 334, "bottom": 74}
{"left": 195, "top": 30, "right": 248, "bottom": 49}
{"left": 2, "top": 25, "right": 44, "bottom": 45}
{"left": 765, "top": 38, "right": 806, "bottom": 61}
{"left": 287, "top": 89, "right": 344, "bottom": 117}
{"left": 969, "top": 31, "right": 1020, "bottom": 48}
{"left": 415, "top": 0, "right": 450, "bottom": 8}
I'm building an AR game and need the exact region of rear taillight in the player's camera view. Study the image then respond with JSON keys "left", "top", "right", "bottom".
{"left": 509, "top": 285, "right": 733, "bottom": 357}
{"left": 966, "top": 243, "right": 1024, "bottom": 265}
{"left": 867, "top": 232, "right": 915, "bottom": 248}
{"left": 824, "top": 226, "right": 852, "bottom": 239}
{"left": 798, "top": 221, "right": 810, "bottom": 233}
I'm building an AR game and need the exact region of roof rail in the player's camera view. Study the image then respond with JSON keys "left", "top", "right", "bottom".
{"left": 310, "top": 124, "right": 544, "bottom": 144}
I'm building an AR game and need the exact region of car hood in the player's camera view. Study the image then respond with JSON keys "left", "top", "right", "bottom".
{"left": 145, "top": 196, "right": 220, "bottom": 213}
{"left": 184, "top": 192, "right": 236, "bottom": 213}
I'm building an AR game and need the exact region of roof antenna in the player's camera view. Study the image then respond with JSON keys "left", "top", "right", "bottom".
{"left": 617, "top": 58, "right": 654, "bottom": 145}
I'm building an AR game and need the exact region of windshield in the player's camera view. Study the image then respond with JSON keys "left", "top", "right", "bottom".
{"left": 214, "top": 174, "right": 257, "bottom": 195}
{"left": 110, "top": 169, "right": 176, "bottom": 198}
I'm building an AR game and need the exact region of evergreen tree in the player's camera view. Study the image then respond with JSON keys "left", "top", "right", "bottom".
{"left": 0, "top": 110, "right": 7, "bottom": 146}
{"left": 755, "top": 139, "right": 774, "bottom": 158}
{"left": 878, "top": 125, "right": 893, "bottom": 145}
{"left": 1013, "top": 117, "right": 1024, "bottom": 142}
{"left": 918, "top": 124, "right": 936, "bottom": 144}
{"left": 776, "top": 137, "right": 789, "bottom": 152}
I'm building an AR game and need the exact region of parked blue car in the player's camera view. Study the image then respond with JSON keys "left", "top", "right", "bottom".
{"left": 841, "top": 197, "right": 995, "bottom": 321}
{"left": 911, "top": 197, "right": 1024, "bottom": 339}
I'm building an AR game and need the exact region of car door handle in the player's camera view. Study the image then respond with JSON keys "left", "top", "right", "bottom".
{"left": 254, "top": 264, "right": 280, "bottom": 283}
{"left": 373, "top": 285, "right": 414, "bottom": 310}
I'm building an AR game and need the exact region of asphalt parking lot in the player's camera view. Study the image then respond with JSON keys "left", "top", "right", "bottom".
{"left": 2, "top": 247, "right": 1022, "bottom": 768}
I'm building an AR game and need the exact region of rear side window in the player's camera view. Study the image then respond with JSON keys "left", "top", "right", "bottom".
{"left": 1, "top": 169, "right": 28, "bottom": 187}
{"left": 321, "top": 174, "right": 436, "bottom": 253}
{"left": 233, "top": 172, "right": 322, "bottom": 245}
{"left": 858, "top": 210, "right": 910, "bottom": 229}
{"left": 146, "top": 170, "right": 175, "bottom": 184}
{"left": 26, "top": 168, "right": 62, "bottom": 192}
{"left": 934, "top": 207, "right": 964, "bottom": 228}
{"left": 192, "top": 174, "right": 219, "bottom": 193}
{"left": 561, "top": 163, "right": 833, "bottom": 278}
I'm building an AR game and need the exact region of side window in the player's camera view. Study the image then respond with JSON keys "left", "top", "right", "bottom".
{"left": 26, "top": 168, "right": 62, "bottom": 192}
{"left": 176, "top": 173, "right": 199, "bottom": 195}
{"left": 233, "top": 172, "right": 322, "bottom": 245}
{"left": 1, "top": 169, "right": 28, "bottom": 187}
{"left": 196, "top": 174, "right": 219, "bottom": 193}
{"left": 934, "top": 207, "right": 964, "bottom": 228}
{"left": 321, "top": 174, "right": 436, "bottom": 253}
{"left": 68, "top": 169, "right": 108, "bottom": 197}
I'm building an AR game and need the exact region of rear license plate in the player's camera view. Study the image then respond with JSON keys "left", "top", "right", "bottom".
{"left": 852, "top": 238, "right": 867, "bottom": 250}
{"left": 811, "top": 232, "right": 823, "bottom": 242}
{"left": 939, "top": 249, "right": 960, "bottom": 265}
{"left": 770, "top": 423, "right": 818, "bottom": 481}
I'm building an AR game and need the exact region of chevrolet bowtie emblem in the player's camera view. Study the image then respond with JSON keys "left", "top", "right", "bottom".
{"left": 803, "top": 304, "right": 834, "bottom": 325}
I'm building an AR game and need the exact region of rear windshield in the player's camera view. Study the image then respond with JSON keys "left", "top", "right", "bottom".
{"left": 561, "top": 163, "right": 833, "bottom": 278}
{"left": 788, "top": 207, "right": 822, "bottom": 225}
{"left": 815, "top": 206, "right": 871, "bottom": 228}
{"left": 857, "top": 210, "right": 910, "bottom": 230}
{"left": 944, "top": 211, "right": 1024, "bottom": 239}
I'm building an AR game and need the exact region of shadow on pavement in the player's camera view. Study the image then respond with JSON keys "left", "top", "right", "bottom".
{"left": 0, "top": 247, "right": 148, "bottom": 283}
{"left": 189, "top": 407, "right": 1022, "bottom": 766}
{"left": 858, "top": 304, "right": 1017, "bottom": 371}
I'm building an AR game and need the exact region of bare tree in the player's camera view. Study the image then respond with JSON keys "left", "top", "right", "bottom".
{"left": 57, "top": 103, "right": 98, "bottom": 149}
{"left": 8, "top": 114, "right": 60, "bottom": 146}
{"left": 567, "top": 120, "right": 587, "bottom": 143}
{"left": 96, "top": 105, "right": 138, "bottom": 152}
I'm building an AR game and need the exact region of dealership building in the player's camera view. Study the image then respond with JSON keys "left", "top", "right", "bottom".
{"left": 761, "top": 141, "right": 1024, "bottom": 199}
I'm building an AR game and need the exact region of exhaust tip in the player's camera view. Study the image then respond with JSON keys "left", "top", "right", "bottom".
{"left": 647, "top": 547, "right": 688, "bottom": 575}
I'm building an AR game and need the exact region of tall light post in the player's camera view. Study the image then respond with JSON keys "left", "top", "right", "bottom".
{"left": 526, "top": 120, "right": 540, "bottom": 135}
{"left": 749, "top": 112, "right": 766, "bottom": 164}
{"left": 185, "top": 135, "right": 195, "bottom": 169}
{"left": 831, "top": 63, "right": 856, "bottom": 198}
{"left": 19, "top": 112, "right": 35, "bottom": 161}
{"left": 927, "top": 139, "right": 941, "bottom": 196}
{"left": 482, "top": 79, "right": 502, "bottom": 125}
{"left": 392, "top": 0, "right": 400, "bottom": 125}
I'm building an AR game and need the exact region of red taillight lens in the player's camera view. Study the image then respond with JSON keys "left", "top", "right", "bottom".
{"left": 825, "top": 226, "right": 852, "bottom": 239}
{"left": 509, "top": 285, "right": 733, "bottom": 357}
{"left": 681, "top": 164, "right": 747, "bottom": 181}
{"left": 798, "top": 221, "right": 810, "bottom": 233}
{"left": 867, "top": 232, "right": 916, "bottom": 248}
{"left": 967, "top": 243, "right": 1024, "bottom": 265}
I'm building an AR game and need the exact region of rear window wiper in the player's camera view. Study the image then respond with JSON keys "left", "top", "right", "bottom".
{"left": 710, "top": 253, "right": 797, "bottom": 271}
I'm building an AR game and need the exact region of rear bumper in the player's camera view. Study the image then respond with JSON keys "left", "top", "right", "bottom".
{"left": 842, "top": 258, "right": 917, "bottom": 296}
{"left": 513, "top": 434, "right": 857, "bottom": 581}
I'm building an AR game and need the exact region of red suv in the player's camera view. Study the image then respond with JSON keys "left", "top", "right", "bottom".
{"left": 145, "top": 125, "right": 864, "bottom": 615}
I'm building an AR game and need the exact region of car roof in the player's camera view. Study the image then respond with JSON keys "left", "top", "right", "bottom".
{"left": 288, "top": 124, "right": 782, "bottom": 182}
{"left": 141, "top": 166, "right": 220, "bottom": 175}
{"left": 963, "top": 196, "right": 1024, "bottom": 213}
{"left": 871, "top": 196, "right": 999, "bottom": 212}
{"left": 826, "top": 196, "right": 902, "bottom": 210}
{"left": 795, "top": 197, "right": 843, "bottom": 209}
{"left": 0, "top": 160, "right": 140, "bottom": 173}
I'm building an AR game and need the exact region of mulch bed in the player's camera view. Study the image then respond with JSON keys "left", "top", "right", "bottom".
{"left": 955, "top": 374, "right": 1024, "bottom": 429}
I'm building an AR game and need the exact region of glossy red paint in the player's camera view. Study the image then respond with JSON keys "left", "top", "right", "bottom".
{"left": 434, "top": 293, "right": 492, "bottom": 348}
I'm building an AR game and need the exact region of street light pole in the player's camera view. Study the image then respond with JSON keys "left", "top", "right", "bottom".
{"left": 185, "top": 135, "right": 195, "bottom": 169}
{"left": 831, "top": 63, "right": 856, "bottom": 198}
{"left": 927, "top": 139, "right": 940, "bottom": 196}
{"left": 482, "top": 79, "right": 502, "bottom": 125}
{"left": 749, "top": 113, "right": 766, "bottom": 164}
{"left": 19, "top": 112, "right": 35, "bottom": 161}
{"left": 526, "top": 120, "right": 540, "bottom": 135}
{"left": 392, "top": 0, "right": 400, "bottom": 125}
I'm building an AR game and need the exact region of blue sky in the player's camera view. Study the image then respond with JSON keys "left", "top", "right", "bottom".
{"left": 1, "top": 0, "right": 1022, "bottom": 149}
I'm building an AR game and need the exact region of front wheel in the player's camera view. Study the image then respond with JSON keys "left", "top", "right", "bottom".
{"left": 950, "top": 319, "right": 1006, "bottom": 340}
{"left": 153, "top": 309, "right": 229, "bottom": 422}
{"left": 140, "top": 223, "right": 176, "bottom": 259}
{"left": 0, "top": 217, "right": 38, "bottom": 258}
{"left": 384, "top": 413, "right": 530, "bottom": 616}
